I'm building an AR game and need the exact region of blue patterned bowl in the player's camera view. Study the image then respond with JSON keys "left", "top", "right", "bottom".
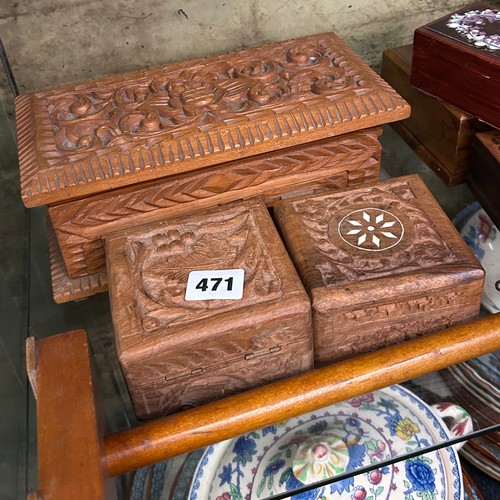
{"left": 188, "top": 385, "right": 468, "bottom": 500}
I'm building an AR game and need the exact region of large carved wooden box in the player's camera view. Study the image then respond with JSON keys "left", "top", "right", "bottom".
{"left": 105, "top": 199, "right": 313, "bottom": 420}
{"left": 273, "top": 175, "right": 485, "bottom": 367}
{"left": 381, "top": 44, "right": 491, "bottom": 186}
{"left": 411, "top": 3, "right": 500, "bottom": 129}
{"left": 15, "top": 32, "right": 410, "bottom": 303}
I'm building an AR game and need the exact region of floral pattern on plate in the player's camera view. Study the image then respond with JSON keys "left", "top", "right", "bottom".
{"left": 456, "top": 202, "right": 500, "bottom": 313}
{"left": 189, "top": 385, "right": 463, "bottom": 500}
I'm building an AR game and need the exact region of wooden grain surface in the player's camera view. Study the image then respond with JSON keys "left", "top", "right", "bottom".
{"left": 45, "top": 159, "right": 379, "bottom": 303}
{"left": 103, "top": 312, "right": 500, "bottom": 477}
{"left": 49, "top": 128, "right": 381, "bottom": 279}
{"left": 46, "top": 218, "right": 108, "bottom": 304}
{"left": 33, "top": 330, "right": 115, "bottom": 499}
{"left": 106, "top": 199, "right": 313, "bottom": 419}
{"left": 30, "top": 315, "right": 500, "bottom": 496}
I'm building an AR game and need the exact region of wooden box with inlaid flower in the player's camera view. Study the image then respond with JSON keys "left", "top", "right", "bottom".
{"left": 273, "top": 175, "right": 485, "bottom": 367}
{"left": 15, "top": 32, "right": 410, "bottom": 303}
{"left": 105, "top": 199, "right": 313, "bottom": 420}
{"left": 411, "top": 3, "right": 500, "bottom": 129}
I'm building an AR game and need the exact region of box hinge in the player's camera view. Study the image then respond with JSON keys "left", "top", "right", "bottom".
{"left": 244, "top": 345, "right": 281, "bottom": 361}
{"left": 165, "top": 367, "right": 204, "bottom": 382}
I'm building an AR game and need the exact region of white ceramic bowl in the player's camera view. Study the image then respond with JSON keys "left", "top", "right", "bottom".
{"left": 458, "top": 204, "right": 500, "bottom": 313}
{"left": 189, "top": 385, "right": 471, "bottom": 500}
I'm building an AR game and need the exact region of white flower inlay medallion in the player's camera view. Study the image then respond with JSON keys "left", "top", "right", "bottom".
{"left": 338, "top": 208, "right": 404, "bottom": 251}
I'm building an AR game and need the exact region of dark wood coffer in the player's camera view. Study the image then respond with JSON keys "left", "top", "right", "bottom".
{"left": 381, "top": 44, "right": 491, "bottom": 186}
{"left": 15, "top": 31, "right": 410, "bottom": 302}
{"left": 411, "top": 3, "right": 500, "bottom": 129}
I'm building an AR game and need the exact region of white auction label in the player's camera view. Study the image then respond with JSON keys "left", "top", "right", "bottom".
{"left": 185, "top": 269, "right": 245, "bottom": 301}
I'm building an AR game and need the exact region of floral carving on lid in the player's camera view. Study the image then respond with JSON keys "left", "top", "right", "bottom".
{"left": 124, "top": 207, "right": 283, "bottom": 334}
{"left": 46, "top": 38, "right": 368, "bottom": 156}
{"left": 288, "top": 180, "right": 457, "bottom": 286}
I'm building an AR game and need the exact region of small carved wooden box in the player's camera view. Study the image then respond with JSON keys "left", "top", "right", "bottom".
{"left": 15, "top": 32, "right": 410, "bottom": 303}
{"left": 273, "top": 175, "right": 485, "bottom": 367}
{"left": 411, "top": 3, "right": 500, "bottom": 129}
{"left": 105, "top": 199, "right": 313, "bottom": 419}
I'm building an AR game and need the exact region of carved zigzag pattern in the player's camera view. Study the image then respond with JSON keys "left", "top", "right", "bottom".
{"left": 15, "top": 94, "right": 39, "bottom": 203}
{"left": 55, "top": 134, "right": 381, "bottom": 230}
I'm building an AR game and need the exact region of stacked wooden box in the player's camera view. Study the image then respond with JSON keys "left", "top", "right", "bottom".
{"left": 15, "top": 32, "right": 410, "bottom": 303}
{"left": 106, "top": 199, "right": 314, "bottom": 419}
{"left": 408, "top": 3, "right": 500, "bottom": 225}
{"left": 104, "top": 175, "right": 484, "bottom": 418}
{"left": 16, "top": 30, "right": 486, "bottom": 420}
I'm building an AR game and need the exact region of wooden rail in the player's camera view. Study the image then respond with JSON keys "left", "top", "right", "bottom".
{"left": 29, "top": 313, "right": 500, "bottom": 498}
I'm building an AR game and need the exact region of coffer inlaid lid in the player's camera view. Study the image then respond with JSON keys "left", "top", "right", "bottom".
{"left": 15, "top": 32, "right": 410, "bottom": 207}
{"left": 273, "top": 174, "right": 484, "bottom": 298}
{"left": 425, "top": 3, "right": 500, "bottom": 54}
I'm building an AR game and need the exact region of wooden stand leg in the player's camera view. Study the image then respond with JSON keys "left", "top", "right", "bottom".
{"left": 27, "top": 330, "right": 116, "bottom": 499}
{"left": 104, "top": 313, "right": 500, "bottom": 476}
{"left": 27, "top": 314, "right": 500, "bottom": 494}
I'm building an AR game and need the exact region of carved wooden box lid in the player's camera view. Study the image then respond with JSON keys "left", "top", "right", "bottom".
{"left": 16, "top": 32, "right": 410, "bottom": 207}
{"left": 105, "top": 199, "right": 310, "bottom": 358}
{"left": 273, "top": 174, "right": 484, "bottom": 308}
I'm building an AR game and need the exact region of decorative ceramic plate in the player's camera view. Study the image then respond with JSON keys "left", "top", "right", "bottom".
{"left": 448, "top": 351, "right": 499, "bottom": 410}
{"left": 454, "top": 201, "right": 500, "bottom": 314}
{"left": 129, "top": 450, "right": 205, "bottom": 500}
{"left": 444, "top": 350, "right": 499, "bottom": 481}
{"left": 461, "top": 437, "right": 500, "bottom": 482}
{"left": 189, "top": 385, "right": 466, "bottom": 500}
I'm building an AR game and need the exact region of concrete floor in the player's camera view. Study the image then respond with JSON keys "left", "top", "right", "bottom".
{"left": 0, "top": 1, "right": 499, "bottom": 498}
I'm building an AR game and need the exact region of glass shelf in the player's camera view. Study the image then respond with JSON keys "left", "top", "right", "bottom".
{"left": 22, "top": 127, "right": 499, "bottom": 499}
{"left": 0, "top": 54, "right": 497, "bottom": 496}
